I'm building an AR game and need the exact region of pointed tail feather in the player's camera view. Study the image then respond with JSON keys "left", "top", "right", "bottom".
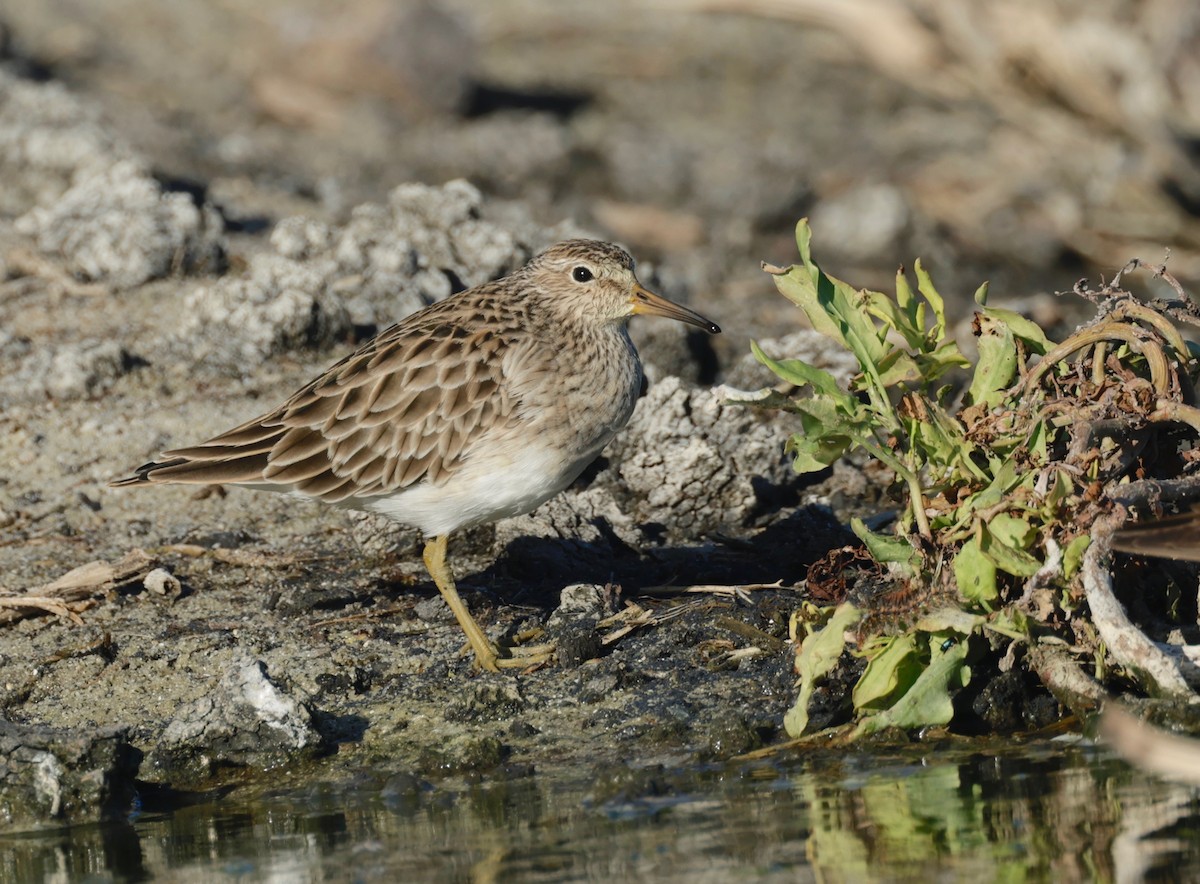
{"left": 109, "top": 452, "right": 272, "bottom": 488}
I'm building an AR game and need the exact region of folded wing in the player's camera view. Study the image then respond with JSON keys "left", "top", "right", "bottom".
{"left": 111, "top": 315, "right": 515, "bottom": 503}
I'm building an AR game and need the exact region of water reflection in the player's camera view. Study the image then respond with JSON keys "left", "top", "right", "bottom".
{"left": 2, "top": 739, "right": 1198, "bottom": 882}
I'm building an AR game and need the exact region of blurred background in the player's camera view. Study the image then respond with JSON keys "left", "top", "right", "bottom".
{"left": 4, "top": 0, "right": 1200, "bottom": 338}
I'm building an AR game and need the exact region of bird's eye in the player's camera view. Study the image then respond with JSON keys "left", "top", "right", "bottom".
{"left": 572, "top": 266, "right": 594, "bottom": 283}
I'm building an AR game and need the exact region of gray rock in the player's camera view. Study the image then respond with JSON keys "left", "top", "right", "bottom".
{"left": 629, "top": 318, "right": 712, "bottom": 385}
{"left": 403, "top": 113, "right": 572, "bottom": 196}
{"left": 579, "top": 673, "right": 620, "bottom": 704}
{"left": 390, "top": 178, "right": 480, "bottom": 231}
{"left": 0, "top": 69, "right": 129, "bottom": 216}
{"left": 43, "top": 339, "right": 131, "bottom": 400}
{"left": 589, "top": 118, "right": 810, "bottom": 230}
{"left": 417, "top": 733, "right": 504, "bottom": 775}
{"left": 493, "top": 484, "right": 643, "bottom": 553}
{"left": 609, "top": 377, "right": 793, "bottom": 540}
{"left": 809, "top": 183, "right": 910, "bottom": 263}
{"left": 369, "top": 1, "right": 477, "bottom": 117}
{"left": 142, "top": 567, "right": 181, "bottom": 596}
{"left": 444, "top": 682, "right": 526, "bottom": 723}
{"left": 387, "top": 179, "right": 528, "bottom": 289}
{"left": 177, "top": 253, "right": 351, "bottom": 371}
{"left": 145, "top": 655, "right": 322, "bottom": 785}
{"left": 414, "top": 595, "right": 453, "bottom": 624}
{"left": 547, "top": 584, "right": 610, "bottom": 666}
{"left": 597, "top": 120, "right": 693, "bottom": 206}
{"left": 14, "top": 159, "right": 224, "bottom": 289}
{"left": 697, "top": 710, "right": 761, "bottom": 759}
{"left": 547, "top": 583, "right": 610, "bottom": 630}
{"left": 0, "top": 722, "right": 137, "bottom": 831}
{"left": 172, "top": 179, "right": 552, "bottom": 372}
{"left": 269, "top": 215, "right": 335, "bottom": 260}
{"left": 0, "top": 71, "right": 225, "bottom": 287}
{"left": 6, "top": 336, "right": 139, "bottom": 403}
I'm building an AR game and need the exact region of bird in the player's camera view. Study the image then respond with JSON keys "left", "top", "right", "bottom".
{"left": 111, "top": 239, "right": 721, "bottom": 672}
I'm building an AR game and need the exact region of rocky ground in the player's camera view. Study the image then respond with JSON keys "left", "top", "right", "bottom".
{"left": 2, "top": 0, "right": 1198, "bottom": 831}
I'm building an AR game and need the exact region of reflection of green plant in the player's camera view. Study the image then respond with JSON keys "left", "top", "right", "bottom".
{"left": 797, "top": 742, "right": 1167, "bottom": 880}
{"left": 757, "top": 221, "right": 1198, "bottom": 737}
{"left": 806, "top": 764, "right": 995, "bottom": 869}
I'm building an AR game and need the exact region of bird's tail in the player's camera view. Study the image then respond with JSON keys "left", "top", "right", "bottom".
{"left": 109, "top": 422, "right": 283, "bottom": 488}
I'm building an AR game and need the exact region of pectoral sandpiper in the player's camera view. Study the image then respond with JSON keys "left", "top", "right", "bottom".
{"left": 112, "top": 239, "right": 721, "bottom": 671}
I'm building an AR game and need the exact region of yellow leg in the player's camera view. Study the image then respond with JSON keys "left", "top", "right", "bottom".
{"left": 423, "top": 534, "right": 501, "bottom": 672}
{"left": 421, "top": 535, "right": 557, "bottom": 672}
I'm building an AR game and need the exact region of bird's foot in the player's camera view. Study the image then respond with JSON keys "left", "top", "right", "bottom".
{"left": 470, "top": 629, "right": 556, "bottom": 672}
{"left": 493, "top": 641, "right": 556, "bottom": 671}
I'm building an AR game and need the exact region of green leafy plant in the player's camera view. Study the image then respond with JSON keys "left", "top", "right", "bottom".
{"left": 755, "top": 221, "right": 1200, "bottom": 738}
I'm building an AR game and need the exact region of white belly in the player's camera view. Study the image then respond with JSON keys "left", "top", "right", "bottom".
{"left": 358, "top": 437, "right": 602, "bottom": 537}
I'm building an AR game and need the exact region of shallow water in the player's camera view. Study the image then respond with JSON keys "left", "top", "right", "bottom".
{"left": 3, "top": 737, "right": 1198, "bottom": 883}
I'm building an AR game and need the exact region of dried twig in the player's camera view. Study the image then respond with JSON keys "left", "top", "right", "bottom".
{"left": 0, "top": 549, "right": 154, "bottom": 627}
{"left": 713, "top": 615, "right": 789, "bottom": 653}
{"left": 0, "top": 596, "right": 87, "bottom": 625}
{"left": 636, "top": 580, "right": 795, "bottom": 597}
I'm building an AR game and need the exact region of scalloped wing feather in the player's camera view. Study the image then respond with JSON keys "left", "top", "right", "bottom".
{"left": 120, "top": 309, "right": 517, "bottom": 500}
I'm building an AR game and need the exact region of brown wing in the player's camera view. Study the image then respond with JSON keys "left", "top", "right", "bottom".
{"left": 111, "top": 308, "right": 515, "bottom": 503}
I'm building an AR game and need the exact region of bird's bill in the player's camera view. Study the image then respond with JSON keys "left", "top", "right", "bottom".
{"left": 629, "top": 283, "right": 721, "bottom": 334}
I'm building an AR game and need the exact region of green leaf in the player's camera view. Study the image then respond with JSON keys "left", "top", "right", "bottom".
{"left": 1043, "top": 468, "right": 1073, "bottom": 511}
{"left": 771, "top": 221, "right": 855, "bottom": 347}
{"left": 1027, "top": 419, "right": 1049, "bottom": 466}
{"left": 751, "top": 340, "right": 849, "bottom": 401}
{"left": 948, "top": 459, "right": 1029, "bottom": 532}
{"left": 916, "top": 341, "right": 971, "bottom": 383}
{"left": 773, "top": 221, "right": 902, "bottom": 414}
{"left": 982, "top": 306, "right": 1051, "bottom": 355}
{"left": 726, "top": 388, "right": 804, "bottom": 414}
{"left": 853, "top": 633, "right": 923, "bottom": 711}
{"left": 954, "top": 538, "right": 998, "bottom": 605}
{"left": 974, "top": 277, "right": 1052, "bottom": 353}
{"left": 853, "top": 636, "right": 971, "bottom": 737}
{"left": 784, "top": 394, "right": 871, "bottom": 473}
{"left": 914, "top": 606, "right": 986, "bottom": 635}
{"left": 986, "top": 606, "right": 1031, "bottom": 641}
{"left": 784, "top": 603, "right": 863, "bottom": 737}
{"left": 793, "top": 392, "right": 865, "bottom": 428}
{"left": 865, "top": 284, "right": 922, "bottom": 352}
{"left": 1063, "top": 534, "right": 1091, "bottom": 580}
{"left": 896, "top": 264, "right": 915, "bottom": 313}
{"left": 967, "top": 312, "right": 1017, "bottom": 409}
{"left": 851, "top": 518, "right": 921, "bottom": 574}
{"left": 787, "top": 432, "right": 853, "bottom": 474}
{"left": 979, "top": 523, "right": 1042, "bottom": 578}
{"left": 990, "top": 513, "right": 1036, "bottom": 549}
{"left": 875, "top": 348, "right": 923, "bottom": 387}
{"left": 907, "top": 401, "right": 986, "bottom": 479}
{"left": 795, "top": 217, "right": 815, "bottom": 267}
{"left": 913, "top": 259, "right": 948, "bottom": 340}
